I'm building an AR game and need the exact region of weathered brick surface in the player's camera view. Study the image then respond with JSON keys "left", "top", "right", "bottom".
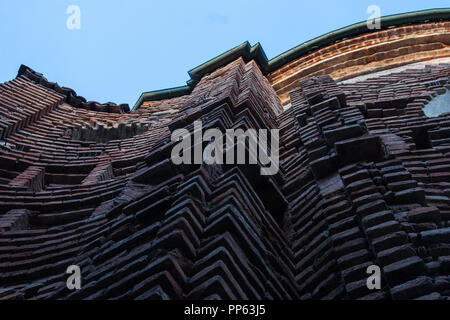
{"left": 0, "top": 31, "right": 450, "bottom": 300}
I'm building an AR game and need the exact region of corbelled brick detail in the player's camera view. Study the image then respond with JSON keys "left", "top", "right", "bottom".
{"left": 0, "top": 20, "right": 450, "bottom": 300}
{"left": 8, "top": 166, "right": 45, "bottom": 192}
{"left": 268, "top": 22, "right": 450, "bottom": 105}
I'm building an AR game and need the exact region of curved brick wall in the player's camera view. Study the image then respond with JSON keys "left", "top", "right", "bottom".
{"left": 268, "top": 22, "right": 450, "bottom": 105}
{"left": 0, "top": 14, "right": 450, "bottom": 300}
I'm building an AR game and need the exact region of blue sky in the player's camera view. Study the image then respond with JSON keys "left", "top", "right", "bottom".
{"left": 0, "top": 1, "right": 448, "bottom": 106}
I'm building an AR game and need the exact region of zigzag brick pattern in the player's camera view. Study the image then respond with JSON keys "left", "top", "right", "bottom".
{"left": 0, "top": 55, "right": 449, "bottom": 300}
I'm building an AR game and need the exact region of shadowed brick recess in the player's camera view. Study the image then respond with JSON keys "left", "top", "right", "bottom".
{"left": 0, "top": 10, "right": 450, "bottom": 300}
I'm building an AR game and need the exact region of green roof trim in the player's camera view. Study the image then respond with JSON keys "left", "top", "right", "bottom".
{"left": 133, "top": 8, "right": 450, "bottom": 111}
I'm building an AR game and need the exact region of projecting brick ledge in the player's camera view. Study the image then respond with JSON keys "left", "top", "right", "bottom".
{"left": 0, "top": 12, "right": 450, "bottom": 300}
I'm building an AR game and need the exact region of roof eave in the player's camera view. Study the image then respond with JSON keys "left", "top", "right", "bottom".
{"left": 133, "top": 8, "right": 450, "bottom": 111}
